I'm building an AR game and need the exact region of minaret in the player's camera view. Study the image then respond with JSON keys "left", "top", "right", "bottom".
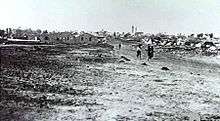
{"left": 132, "top": 25, "right": 134, "bottom": 33}
{"left": 132, "top": 26, "right": 134, "bottom": 33}
{"left": 135, "top": 27, "right": 137, "bottom": 33}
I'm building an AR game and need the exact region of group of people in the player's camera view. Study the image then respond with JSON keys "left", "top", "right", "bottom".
{"left": 136, "top": 44, "right": 154, "bottom": 61}
{"left": 118, "top": 42, "right": 154, "bottom": 61}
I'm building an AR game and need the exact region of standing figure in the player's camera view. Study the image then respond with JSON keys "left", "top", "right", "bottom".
{"left": 148, "top": 45, "right": 154, "bottom": 61}
{"left": 137, "top": 44, "right": 142, "bottom": 59}
{"left": 119, "top": 43, "right": 121, "bottom": 50}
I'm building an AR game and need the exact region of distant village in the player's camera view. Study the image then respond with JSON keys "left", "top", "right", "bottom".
{"left": 0, "top": 28, "right": 109, "bottom": 45}
{"left": 0, "top": 26, "right": 220, "bottom": 54}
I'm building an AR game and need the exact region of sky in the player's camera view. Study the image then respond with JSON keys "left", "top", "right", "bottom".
{"left": 0, "top": 0, "right": 220, "bottom": 34}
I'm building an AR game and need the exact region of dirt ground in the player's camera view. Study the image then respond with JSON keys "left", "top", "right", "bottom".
{"left": 0, "top": 42, "right": 220, "bottom": 121}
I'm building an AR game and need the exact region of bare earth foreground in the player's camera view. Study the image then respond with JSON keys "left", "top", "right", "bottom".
{"left": 0, "top": 42, "right": 220, "bottom": 121}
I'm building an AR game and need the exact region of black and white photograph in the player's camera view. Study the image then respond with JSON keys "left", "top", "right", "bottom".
{"left": 0, "top": 0, "right": 220, "bottom": 120}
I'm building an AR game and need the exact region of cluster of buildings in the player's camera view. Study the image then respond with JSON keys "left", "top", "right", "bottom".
{"left": 40, "top": 31, "right": 108, "bottom": 45}
{"left": 112, "top": 26, "right": 220, "bottom": 54}
{"left": 0, "top": 28, "right": 109, "bottom": 45}
{"left": 0, "top": 27, "right": 220, "bottom": 54}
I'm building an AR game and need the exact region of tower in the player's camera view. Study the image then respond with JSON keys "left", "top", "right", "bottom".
{"left": 132, "top": 26, "right": 134, "bottom": 33}
{"left": 135, "top": 27, "right": 137, "bottom": 33}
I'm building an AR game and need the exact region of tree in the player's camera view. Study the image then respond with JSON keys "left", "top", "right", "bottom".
{"left": 190, "top": 34, "right": 194, "bottom": 37}
{"left": 36, "top": 29, "right": 42, "bottom": 34}
{"left": 209, "top": 33, "right": 213, "bottom": 38}
{"left": 43, "top": 30, "right": 48, "bottom": 34}
{"left": 44, "top": 36, "right": 49, "bottom": 40}
{"left": 15, "top": 28, "right": 22, "bottom": 34}
{"left": 0, "top": 30, "right": 5, "bottom": 37}
{"left": 26, "top": 28, "right": 33, "bottom": 34}
{"left": 197, "top": 33, "right": 203, "bottom": 38}
{"left": 113, "top": 32, "right": 116, "bottom": 37}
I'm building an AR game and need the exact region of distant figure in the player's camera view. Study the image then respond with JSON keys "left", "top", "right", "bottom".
{"left": 148, "top": 45, "right": 154, "bottom": 61}
{"left": 119, "top": 43, "right": 121, "bottom": 50}
{"left": 137, "top": 44, "right": 142, "bottom": 59}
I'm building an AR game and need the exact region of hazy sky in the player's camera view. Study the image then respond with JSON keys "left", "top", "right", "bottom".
{"left": 0, "top": 0, "right": 220, "bottom": 34}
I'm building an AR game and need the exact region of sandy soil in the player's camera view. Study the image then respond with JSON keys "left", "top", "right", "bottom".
{"left": 0, "top": 42, "right": 220, "bottom": 121}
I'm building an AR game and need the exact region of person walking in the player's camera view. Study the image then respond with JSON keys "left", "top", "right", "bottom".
{"left": 148, "top": 45, "right": 154, "bottom": 61}
{"left": 137, "top": 44, "right": 142, "bottom": 59}
{"left": 119, "top": 43, "right": 121, "bottom": 50}
{"left": 146, "top": 36, "right": 154, "bottom": 61}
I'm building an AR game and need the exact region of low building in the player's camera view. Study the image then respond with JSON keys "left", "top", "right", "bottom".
{"left": 74, "top": 32, "right": 104, "bottom": 45}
